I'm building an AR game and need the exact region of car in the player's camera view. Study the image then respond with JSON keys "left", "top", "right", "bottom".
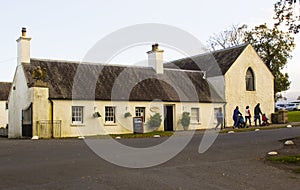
{"left": 285, "top": 103, "right": 300, "bottom": 111}
{"left": 275, "top": 103, "right": 286, "bottom": 112}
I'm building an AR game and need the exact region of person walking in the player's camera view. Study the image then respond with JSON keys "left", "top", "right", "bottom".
{"left": 245, "top": 106, "right": 251, "bottom": 127}
{"left": 232, "top": 106, "right": 241, "bottom": 128}
{"left": 215, "top": 108, "right": 224, "bottom": 130}
{"left": 254, "top": 103, "right": 262, "bottom": 126}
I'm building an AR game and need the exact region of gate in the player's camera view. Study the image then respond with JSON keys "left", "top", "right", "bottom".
{"left": 22, "top": 104, "right": 32, "bottom": 137}
{"left": 36, "top": 120, "right": 62, "bottom": 138}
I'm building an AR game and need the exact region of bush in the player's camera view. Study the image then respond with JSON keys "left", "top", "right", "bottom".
{"left": 147, "top": 113, "right": 162, "bottom": 129}
{"left": 181, "top": 112, "right": 191, "bottom": 130}
{"left": 124, "top": 112, "right": 132, "bottom": 118}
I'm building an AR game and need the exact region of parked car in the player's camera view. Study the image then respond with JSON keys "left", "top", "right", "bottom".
{"left": 285, "top": 103, "right": 300, "bottom": 111}
{"left": 275, "top": 103, "right": 286, "bottom": 112}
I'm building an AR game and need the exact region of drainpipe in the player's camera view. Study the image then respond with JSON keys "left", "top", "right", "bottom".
{"left": 223, "top": 102, "right": 227, "bottom": 128}
{"left": 48, "top": 98, "right": 54, "bottom": 138}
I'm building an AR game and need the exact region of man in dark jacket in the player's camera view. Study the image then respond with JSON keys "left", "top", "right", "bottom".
{"left": 254, "top": 103, "right": 262, "bottom": 126}
{"left": 233, "top": 106, "right": 241, "bottom": 128}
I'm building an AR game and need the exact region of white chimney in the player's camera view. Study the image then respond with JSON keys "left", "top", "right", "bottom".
{"left": 16, "top": 27, "right": 31, "bottom": 65}
{"left": 147, "top": 43, "right": 164, "bottom": 74}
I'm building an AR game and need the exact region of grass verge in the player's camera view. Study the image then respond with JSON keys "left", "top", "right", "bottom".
{"left": 219, "top": 125, "right": 288, "bottom": 133}
{"left": 267, "top": 155, "right": 300, "bottom": 164}
{"left": 288, "top": 111, "right": 300, "bottom": 122}
{"left": 109, "top": 131, "right": 174, "bottom": 139}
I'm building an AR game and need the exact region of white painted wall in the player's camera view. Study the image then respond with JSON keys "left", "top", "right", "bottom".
{"left": 32, "top": 87, "right": 50, "bottom": 137}
{"left": 51, "top": 100, "right": 224, "bottom": 137}
{"left": 8, "top": 66, "right": 33, "bottom": 138}
{"left": 147, "top": 47, "right": 164, "bottom": 74}
{"left": 0, "top": 101, "right": 8, "bottom": 128}
{"left": 17, "top": 36, "right": 31, "bottom": 65}
{"left": 224, "top": 45, "right": 274, "bottom": 126}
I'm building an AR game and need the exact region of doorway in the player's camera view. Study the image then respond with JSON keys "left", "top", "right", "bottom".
{"left": 164, "top": 105, "right": 174, "bottom": 131}
{"left": 22, "top": 104, "right": 32, "bottom": 137}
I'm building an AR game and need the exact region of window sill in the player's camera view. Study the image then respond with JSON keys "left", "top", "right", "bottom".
{"left": 71, "top": 123, "right": 85, "bottom": 127}
{"left": 104, "top": 123, "right": 117, "bottom": 126}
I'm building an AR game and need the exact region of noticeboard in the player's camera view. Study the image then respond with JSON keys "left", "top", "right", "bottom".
{"left": 133, "top": 117, "right": 144, "bottom": 134}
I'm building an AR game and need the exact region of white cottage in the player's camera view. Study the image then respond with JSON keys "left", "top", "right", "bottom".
{"left": 8, "top": 28, "right": 274, "bottom": 138}
{"left": 0, "top": 82, "right": 11, "bottom": 128}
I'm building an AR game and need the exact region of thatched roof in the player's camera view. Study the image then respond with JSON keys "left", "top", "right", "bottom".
{"left": 22, "top": 59, "right": 224, "bottom": 103}
{"left": 0, "top": 82, "right": 12, "bottom": 101}
{"left": 164, "top": 44, "right": 248, "bottom": 77}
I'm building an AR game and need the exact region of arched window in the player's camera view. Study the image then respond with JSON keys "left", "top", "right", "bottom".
{"left": 246, "top": 68, "right": 255, "bottom": 91}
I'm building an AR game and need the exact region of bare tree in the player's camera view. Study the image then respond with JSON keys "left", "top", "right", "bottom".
{"left": 274, "top": 0, "right": 300, "bottom": 34}
{"left": 207, "top": 24, "right": 248, "bottom": 51}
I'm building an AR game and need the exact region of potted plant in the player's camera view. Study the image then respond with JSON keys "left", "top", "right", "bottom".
{"left": 147, "top": 113, "right": 162, "bottom": 130}
{"left": 93, "top": 112, "right": 101, "bottom": 118}
{"left": 181, "top": 112, "right": 190, "bottom": 130}
{"left": 124, "top": 112, "right": 132, "bottom": 118}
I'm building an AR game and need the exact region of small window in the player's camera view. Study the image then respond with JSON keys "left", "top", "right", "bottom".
{"left": 191, "top": 108, "right": 200, "bottom": 123}
{"left": 72, "top": 106, "right": 84, "bottom": 124}
{"left": 246, "top": 68, "right": 255, "bottom": 91}
{"left": 105, "top": 106, "right": 116, "bottom": 124}
{"left": 213, "top": 108, "right": 219, "bottom": 123}
{"left": 5, "top": 101, "right": 8, "bottom": 110}
{"left": 135, "top": 107, "right": 145, "bottom": 122}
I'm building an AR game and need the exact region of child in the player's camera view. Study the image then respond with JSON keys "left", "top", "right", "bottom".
{"left": 245, "top": 106, "right": 251, "bottom": 127}
{"left": 262, "top": 114, "right": 269, "bottom": 126}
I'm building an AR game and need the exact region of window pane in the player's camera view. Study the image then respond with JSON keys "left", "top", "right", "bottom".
{"left": 72, "top": 106, "right": 83, "bottom": 124}
{"left": 191, "top": 108, "right": 199, "bottom": 123}
{"left": 135, "top": 107, "right": 145, "bottom": 121}
{"left": 246, "top": 68, "right": 255, "bottom": 91}
{"left": 105, "top": 107, "right": 116, "bottom": 123}
{"left": 214, "top": 108, "right": 219, "bottom": 123}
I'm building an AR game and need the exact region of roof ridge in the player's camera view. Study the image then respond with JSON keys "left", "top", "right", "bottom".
{"left": 210, "top": 43, "right": 248, "bottom": 54}
{"left": 0, "top": 82, "right": 12, "bottom": 84}
{"left": 166, "top": 43, "right": 248, "bottom": 64}
{"left": 30, "top": 58, "right": 156, "bottom": 70}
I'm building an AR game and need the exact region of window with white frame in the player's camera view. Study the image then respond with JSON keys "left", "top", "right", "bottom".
{"left": 135, "top": 107, "right": 145, "bottom": 122}
{"left": 191, "top": 108, "right": 200, "bottom": 123}
{"left": 72, "top": 106, "right": 84, "bottom": 124}
{"left": 213, "top": 108, "right": 219, "bottom": 123}
{"left": 105, "top": 106, "right": 116, "bottom": 124}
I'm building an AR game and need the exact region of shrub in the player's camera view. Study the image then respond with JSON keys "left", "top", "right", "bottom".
{"left": 124, "top": 112, "right": 132, "bottom": 118}
{"left": 181, "top": 112, "right": 191, "bottom": 130}
{"left": 147, "top": 113, "right": 162, "bottom": 129}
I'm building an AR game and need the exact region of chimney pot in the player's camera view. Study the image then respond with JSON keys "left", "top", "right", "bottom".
{"left": 22, "top": 27, "right": 27, "bottom": 37}
{"left": 152, "top": 43, "right": 159, "bottom": 51}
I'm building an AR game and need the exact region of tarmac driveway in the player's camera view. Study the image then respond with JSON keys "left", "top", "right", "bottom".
{"left": 0, "top": 127, "right": 300, "bottom": 190}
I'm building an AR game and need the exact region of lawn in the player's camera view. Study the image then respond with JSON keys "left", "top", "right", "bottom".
{"left": 288, "top": 111, "right": 300, "bottom": 122}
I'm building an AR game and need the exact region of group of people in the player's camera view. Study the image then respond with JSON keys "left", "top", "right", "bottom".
{"left": 232, "top": 103, "right": 269, "bottom": 128}
{"left": 214, "top": 103, "right": 270, "bottom": 130}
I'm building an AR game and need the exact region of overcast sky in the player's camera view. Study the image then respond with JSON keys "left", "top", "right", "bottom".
{"left": 0, "top": 0, "right": 299, "bottom": 100}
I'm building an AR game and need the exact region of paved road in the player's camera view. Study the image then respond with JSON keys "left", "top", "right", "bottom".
{"left": 0, "top": 128, "right": 300, "bottom": 190}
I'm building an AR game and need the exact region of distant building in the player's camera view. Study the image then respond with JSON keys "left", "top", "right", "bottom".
{"left": 8, "top": 28, "right": 274, "bottom": 138}
{"left": 0, "top": 82, "right": 11, "bottom": 128}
